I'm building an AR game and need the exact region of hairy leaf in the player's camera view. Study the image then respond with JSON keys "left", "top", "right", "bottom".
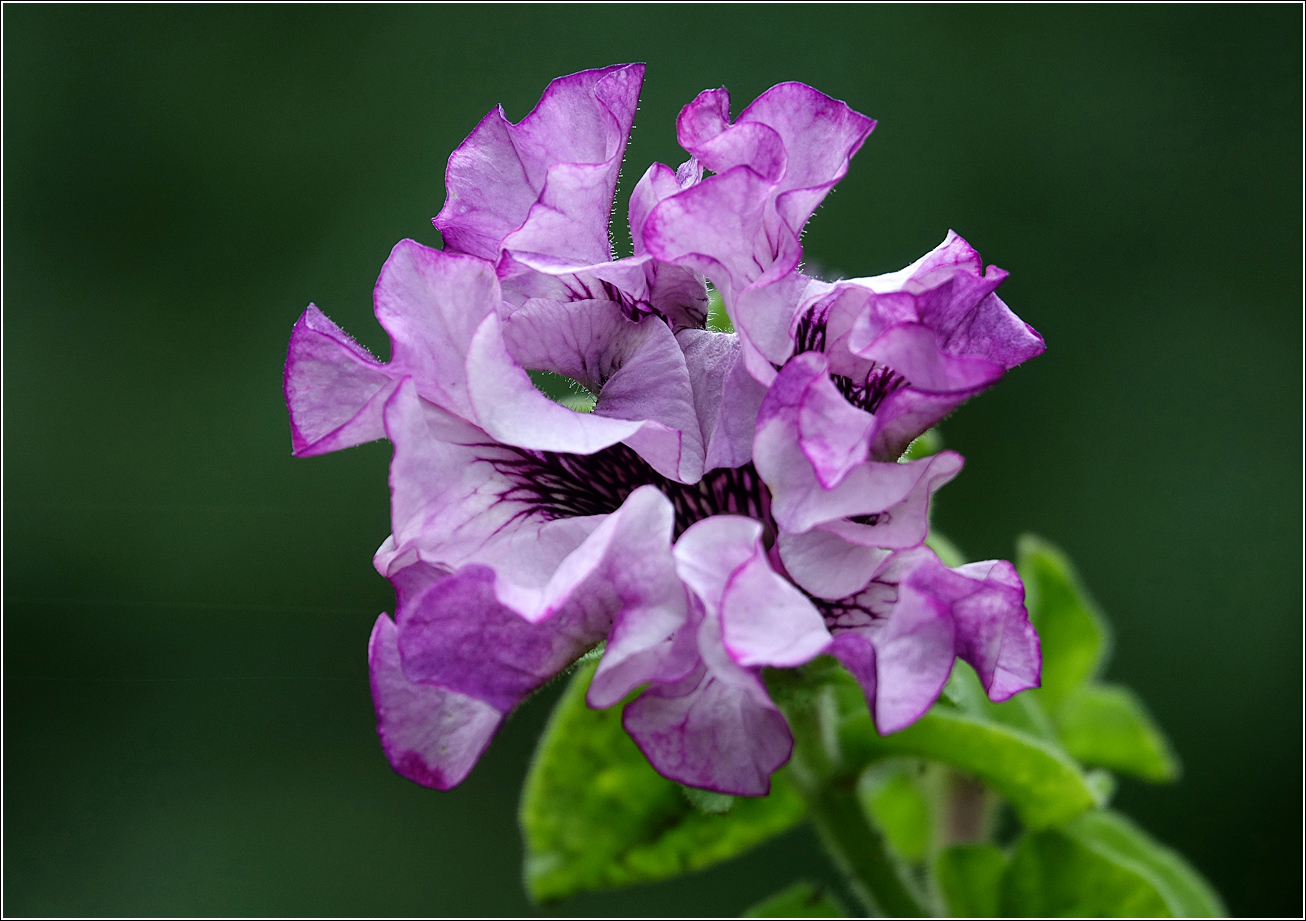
{"left": 1000, "top": 824, "right": 1172, "bottom": 917}
{"left": 942, "top": 660, "right": 1057, "bottom": 741}
{"left": 1064, "top": 810, "right": 1225, "bottom": 917}
{"left": 1057, "top": 684, "right": 1180, "bottom": 783}
{"left": 1017, "top": 534, "right": 1110, "bottom": 712}
{"left": 520, "top": 660, "right": 807, "bottom": 901}
{"left": 1000, "top": 809, "right": 1225, "bottom": 917}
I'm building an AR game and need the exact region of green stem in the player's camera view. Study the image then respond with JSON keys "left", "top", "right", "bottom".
{"left": 805, "top": 782, "right": 931, "bottom": 918}
{"left": 780, "top": 683, "right": 931, "bottom": 917}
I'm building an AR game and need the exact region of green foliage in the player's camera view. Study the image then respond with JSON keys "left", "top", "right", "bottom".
{"left": 705, "top": 285, "right": 734, "bottom": 332}
{"left": 1017, "top": 535, "right": 1110, "bottom": 712}
{"left": 1063, "top": 810, "right": 1226, "bottom": 917}
{"left": 936, "top": 844, "right": 1008, "bottom": 917}
{"left": 858, "top": 764, "right": 932, "bottom": 863}
{"left": 520, "top": 535, "right": 1220, "bottom": 917}
{"left": 900, "top": 428, "right": 944, "bottom": 462}
{"left": 744, "top": 881, "right": 847, "bottom": 917}
{"left": 1057, "top": 684, "right": 1180, "bottom": 782}
{"left": 1000, "top": 825, "right": 1172, "bottom": 917}
{"left": 941, "top": 660, "right": 1057, "bottom": 742}
{"left": 999, "top": 809, "right": 1225, "bottom": 917}
{"left": 520, "top": 660, "right": 807, "bottom": 902}
{"left": 527, "top": 369, "right": 597, "bottom": 412}
{"left": 1016, "top": 535, "right": 1180, "bottom": 784}
{"left": 838, "top": 702, "right": 1100, "bottom": 830}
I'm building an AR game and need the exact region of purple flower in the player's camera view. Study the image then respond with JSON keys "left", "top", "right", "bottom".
{"left": 285, "top": 65, "right": 1044, "bottom": 797}
{"left": 285, "top": 239, "right": 707, "bottom": 482}
{"left": 641, "top": 82, "right": 876, "bottom": 383}
{"left": 785, "top": 231, "right": 1047, "bottom": 465}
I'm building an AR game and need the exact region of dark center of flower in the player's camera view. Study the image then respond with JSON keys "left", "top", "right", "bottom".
{"left": 488, "top": 442, "right": 771, "bottom": 540}
{"left": 830, "top": 366, "right": 909, "bottom": 415}
{"left": 793, "top": 306, "right": 911, "bottom": 415}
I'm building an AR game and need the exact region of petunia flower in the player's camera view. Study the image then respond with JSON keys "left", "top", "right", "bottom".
{"left": 367, "top": 378, "right": 791, "bottom": 792}
{"left": 284, "top": 66, "right": 1045, "bottom": 798}
{"left": 785, "top": 231, "right": 1047, "bottom": 471}
{"left": 284, "top": 240, "right": 707, "bottom": 482}
{"left": 431, "top": 63, "right": 768, "bottom": 473}
{"left": 641, "top": 82, "right": 877, "bottom": 383}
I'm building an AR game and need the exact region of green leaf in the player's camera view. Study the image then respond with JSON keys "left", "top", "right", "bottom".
{"left": 528, "top": 369, "right": 597, "bottom": 412}
{"left": 900, "top": 428, "right": 944, "bottom": 462}
{"left": 999, "top": 809, "right": 1226, "bottom": 917}
{"left": 1064, "top": 810, "right": 1226, "bottom": 917}
{"left": 999, "top": 825, "right": 1173, "bottom": 917}
{"left": 706, "top": 284, "right": 734, "bottom": 332}
{"left": 837, "top": 703, "right": 1099, "bottom": 830}
{"left": 1057, "top": 684, "right": 1180, "bottom": 783}
{"left": 520, "top": 660, "right": 807, "bottom": 902}
{"left": 1017, "top": 535, "right": 1111, "bottom": 711}
{"left": 858, "top": 764, "right": 932, "bottom": 863}
{"left": 936, "top": 844, "right": 1009, "bottom": 917}
{"left": 744, "top": 880, "right": 847, "bottom": 917}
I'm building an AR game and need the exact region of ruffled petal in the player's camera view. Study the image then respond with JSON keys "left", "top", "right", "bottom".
{"left": 825, "top": 547, "right": 1040, "bottom": 734}
{"left": 794, "top": 358, "right": 876, "bottom": 489}
{"left": 368, "top": 614, "right": 503, "bottom": 790}
{"left": 465, "top": 311, "right": 648, "bottom": 454}
{"left": 373, "top": 240, "right": 501, "bottom": 420}
{"left": 817, "top": 548, "right": 958, "bottom": 733}
{"left": 470, "top": 302, "right": 706, "bottom": 482}
{"left": 676, "top": 83, "right": 875, "bottom": 230}
{"left": 677, "top": 88, "right": 787, "bottom": 183}
{"left": 869, "top": 575, "right": 958, "bottom": 732}
{"left": 377, "top": 379, "right": 604, "bottom": 589}
{"left": 282, "top": 242, "right": 502, "bottom": 456}
{"left": 849, "top": 321, "right": 1003, "bottom": 394}
{"left": 775, "top": 529, "right": 892, "bottom": 599}
{"left": 643, "top": 166, "right": 781, "bottom": 300}
{"left": 913, "top": 559, "right": 1041, "bottom": 702}
{"left": 792, "top": 231, "right": 1045, "bottom": 459}
{"left": 396, "top": 565, "right": 608, "bottom": 713}
{"left": 623, "top": 659, "right": 792, "bottom": 796}
{"left": 673, "top": 515, "right": 830, "bottom": 669}
{"left": 434, "top": 64, "right": 644, "bottom": 265}
{"left": 284, "top": 304, "right": 400, "bottom": 456}
{"left": 755, "top": 353, "right": 963, "bottom": 540}
{"left": 889, "top": 231, "right": 1045, "bottom": 370}
{"left": 720, "top": 548, "right": 831, "bottom": 667}
{"left": 709, "top": 82, "right": 876, "bottom": 232}
{"left": 675, "top": 329, "right": 767, "bottom": 471}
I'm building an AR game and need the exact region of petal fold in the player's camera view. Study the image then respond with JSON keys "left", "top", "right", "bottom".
{"left": 435, "top": 64, "right": 644, "bottom": 266}
{"left": 368, "top": 614, "right": 503, "bottom": 790}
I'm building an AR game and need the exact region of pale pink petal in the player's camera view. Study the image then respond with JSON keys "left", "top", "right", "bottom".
{"left": 623, "top": 661, "right": 792, "bottom": 796}
{"left": 284, "top": 304, "right": 400, "bottom": 456}
{"left": 435, "top": 64, "right": 644, "bottom": 265}
{"left": 368, "top": 614, "right": 503, "bottom": 790}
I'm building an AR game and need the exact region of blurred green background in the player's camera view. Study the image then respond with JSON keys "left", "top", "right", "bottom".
{"left": 4, "top": 4, "right": 1300, "bottom": 916}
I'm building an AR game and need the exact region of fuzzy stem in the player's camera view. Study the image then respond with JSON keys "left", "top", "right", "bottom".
{"left": 805, "top": 782, "right": 931, "bottom": 917}
{"left": 783, "top": 685, "right": 931, "bottom": 917}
